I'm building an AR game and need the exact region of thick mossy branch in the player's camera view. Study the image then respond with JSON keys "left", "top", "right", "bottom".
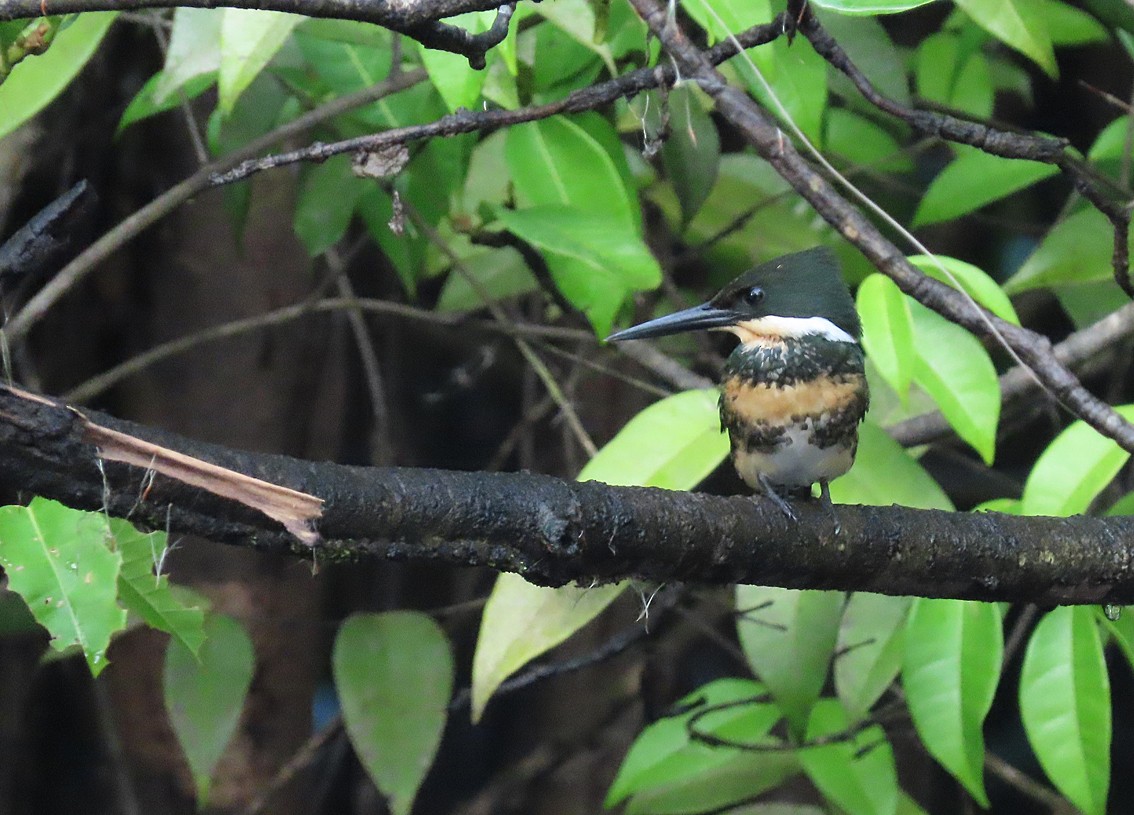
{"left": 2, "top": 386, "right": 1133, "bottom": 605}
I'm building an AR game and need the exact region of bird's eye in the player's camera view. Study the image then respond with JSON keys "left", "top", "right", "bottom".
{"left": 743, "top": 286, "right": 764, "bottom": 306}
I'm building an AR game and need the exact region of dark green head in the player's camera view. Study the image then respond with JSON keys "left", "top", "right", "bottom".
{"left": 607, "top": 247, "right": 861, "bottom": 344}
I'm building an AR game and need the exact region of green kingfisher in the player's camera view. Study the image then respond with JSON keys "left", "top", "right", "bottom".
{"left": 607, "top": 247, "right": 869, "bottom": 517}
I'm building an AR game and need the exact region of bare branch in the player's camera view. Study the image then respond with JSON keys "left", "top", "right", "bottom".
{"left": 3, "top": 385, "right": 1134, "bottom": 606}
{"left": 0, "top": 0, "right": 515, "bottom": 64}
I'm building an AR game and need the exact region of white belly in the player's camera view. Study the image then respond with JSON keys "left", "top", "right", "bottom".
{"left": 731, "top": 424, "right": 854, "bottom": 490}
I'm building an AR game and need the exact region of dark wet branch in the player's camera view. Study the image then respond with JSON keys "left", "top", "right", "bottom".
{"left": 0, "top": 0, "right": 514, "bottom": 65}
{"left": 3, "top": 385, "right": 1134, "bottom": 606}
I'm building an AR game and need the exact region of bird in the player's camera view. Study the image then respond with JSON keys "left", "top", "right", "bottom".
{"left": 606, "top": 246, "right": 869, "bottom": 519}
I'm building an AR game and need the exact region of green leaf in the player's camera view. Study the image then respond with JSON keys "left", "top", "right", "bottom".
{"left": 736, "top": 585, "right": 843, "bottom": 738}
{"left": 1005, "top": 208, "right": 1129, "bottom": 293}
{"left": 954, "top": 0, "right": 1057, "bottom": 76}
{"left": 1020, "top": 404, "right": 1134, "bottom": 516}
{"left": 830, "top": 421, "right": 953, "bottom": 509}
{"left": 916, "top": 32, "right": 993, "bottom": 119}
{"left": 909, "top": 302, "right": 1000, "bottom": 464}
{"left": 218, "top": 9, "right": 302, "bottom": 115}
{"left": 294, "top": 22, "right": 392, "bottom": 97}
{"left": 907, "top": 255, "right": 1019, "bottom": 325}
{"left": 1020, "top": 606, "right": 1110, "bottom": 815}
{"left": 799, "top": 700, "right": 898, "bottom": 815}
{"left": 626, "top": 750, "right": 799, "bottom": 815}
{"left": 579, "top": 389, "right": 728, "bottom": 489}
{"left": 0, "top": 12, "right": 118, "bottom": 141}
{"left": 118, "top": 69, "right": 216, "bottom": 134}
{"left": 607, "top": 678, "right": 777, "bottom": 806}
{"left": 825, "top": 108, "right": 911, "bottom": 172}
{"left": 110, "top": 518, "right": 205, "bottom": 656}
{"left": 506, "top": 115, "right": 638, "bottom": 228}
{"left": 471, "top": 575, "right": 624, "bottom": 720}
{"left": 164, "top": 614, "right": 254, "bottom": 804}
{"left": 902, "top": 598, "right": 1002, "bottom": 807}
{"left": 835, "top": 593, "right": 912, "bottom": 721}
{"left": 682, "top": 0, "right": 773, "bottom": 42}
{"left": 914, "top": 151, "right": 1059, "bottom": 226}
{"left": 418, "top": 11, "right": 492, "bottom": 112}
{"left": 0, "top": 498, "right": 126, "bottom": 675}
{"left": 816, "top": 12, "right": 910, "bottom": 105}
{"left": 857, "top": 274, "right": 916, "bottom": 401}
{"left": 153, "top": 8, "right": 222, "bottom": 103}
{"left": 811, "top": 0, "right": 937, "bottom": 13}
{"left": 333, "top": 612, "right": 453, "bottom": 815}
{"left": 1042, "top": 0, "right": 1109, "bottom": 45}
{"left": 663, "top": 84, "right": 720, "bottom": 225}
{"left": 494, "top": 205, "right": 661, "bottom": 336}
{"left": 743, "top": 35, "right": 829, "bottom": 144}
{"left": 435, "top": 247, "right": 537, "bottom": 312}
{"left": 293, "top": 156, "right": 365, "bottom": 256}
{"left": 534, "top": 0, "right": 617, "bottom": 75}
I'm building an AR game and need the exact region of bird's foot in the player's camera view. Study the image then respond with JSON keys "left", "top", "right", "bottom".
{"left": 818, "top": 479, "right": 841, "bottom": 535}
{"left": 757, "top": 474, "right": 798, "bottom": 522}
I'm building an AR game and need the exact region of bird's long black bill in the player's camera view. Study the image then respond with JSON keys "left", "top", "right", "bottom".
{"left": 606, "top": 303, "right": 738, "bottom": 342}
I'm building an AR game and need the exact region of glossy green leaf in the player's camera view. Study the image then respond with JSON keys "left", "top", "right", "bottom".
{"left": 811, "top": 0, "right": 937, "bottom": 13}
{"left": 535, "top": 0, "right": 616, "bottom": 74}
{"left": 607, "top": 678, "right": 777, "bottom": 806}
{"left": 295, "top": 22, "right": 392, "bottom": 98}
{"left": 1005, "top": 209, "right": 1129, "bottom": 293}
{"left": 472, "top": 575, "right": 624, "bottom": 720}
{"left": 736, "top": 585, "right": 843, "bottom": 737}
{"left": 954, "top": 0, "right": 1057, "bottom": 76}
{"left": 663, "top": 84, "right": 720, "bottom": 225}
{"left": 857, "top": 274, "right": 915, "bottom": 401}
{"left": 1042, "top": 0, "right": 1109, "bottom": 45}
{"left": 835, "top": 593, "right": 912, "bottom": 721}
{"left": 1021, "top": 404, "right": 1134, "bottom": 516}
{"left": 578, "top": 389, "right": 728, "bottom": 489}
{"left": 0, "top": 12, "right": 118, "bottom": 141}
{"left": 293, "top": 156, "right": 365, "bottom": 256}
{"left": 816, "top": 12, "right": 909, "bottom": 105}
{"left": 494, "top": 205, "right": 660, "bottom": 336}
{"left": 334, "top": 612, "right": 453, "bottom": 815}
{"left": 110, "top": 519, "right": 205, "bottom": 656}
{"left": 506, "top": 115, "right": 638, "bottom": 228}
{"left": 830, "top": 421, "right": 953, "bottom": 509}
{"left": 682, "top": 0, "right": 773, "bottom": 42}
{"left": 0, "top": 499, "right": 125, "bottom": 675}
{"left": 916, "top": 33, "right": 993, "bottom": 119}
{"left": 907, "top": 255, "right": 1019, "bottom": 325}
{"left": 153, "top": 8, "right": 221, "bottom": 103}
{"left": 1020, "top": 606, "right": 1110, "bottom": 815}
{"left": 744, "top": 35, "right": 829, "bottom": 144}
{"left": 909, "top": 302, "right": 1000, "bottom": 464}
{"left": 902, "top": 598, "right": 1002, "bottom": 807}
{"left": 435, "top": 247, "right": 537, "bottom": 312}
{"left": 800, "top": 700, "right": 898, "bottom": 815}
{"left": 914, "top": 151, "right": 1058, "bottom": 226}
{"left": 418, "top": 11, "right": 492, "bottom": 112}
{"left": 164, "top": 614, "right": 254, "bottom": 803}
{"left": 826, "top": 108, "right": 911, "bottom": 172}
{"left": 218, "top": 9, "right": 302, "bottom": 115}
{"left": 118, "top": 70, "right": 216, "bottom": 133}
{"left": 626, "top": 750, "right": 799, "bottom": 815}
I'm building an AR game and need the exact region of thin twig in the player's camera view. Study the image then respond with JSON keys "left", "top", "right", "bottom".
{"left": 63, "top": 296, "right": 590, "bottom": 404}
